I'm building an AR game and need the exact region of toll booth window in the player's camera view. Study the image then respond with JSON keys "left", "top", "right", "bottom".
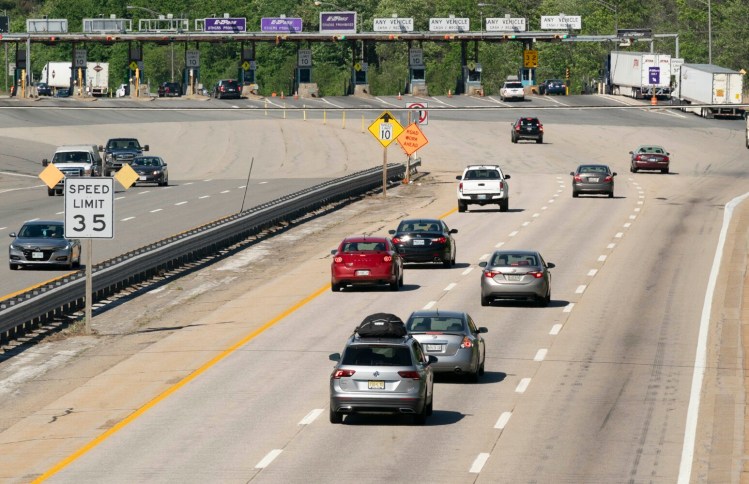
{"left": 411, "top": 69, "right": 425, "bottom": 81}
{"left": 355, "top": 70, "right": 367, "bottom": 84}
{"left": 468, "top": 70, "right": 480, "bottom": 82}
{"left": 299, "top": 68, "right": 311, "bottom": 83}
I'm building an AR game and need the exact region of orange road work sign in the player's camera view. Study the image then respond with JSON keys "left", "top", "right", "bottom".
{"left": 397, "top": 122, "right": 428, "bottom": 156}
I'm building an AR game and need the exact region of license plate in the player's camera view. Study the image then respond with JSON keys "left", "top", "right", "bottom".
{"left": 355, "top": 270, "right": 370, "bottom": 276}
{"left": 413, "top": 239, "right": 425, "bottom": 246}
{"left": 589, "top": 177, "right": 599, "bottom": 182}
{"left": 525, "top": 127, "right": 533, "bottom": 131}
{"left": 139, "top": 176, "right": 147, "bottom": 180}
{"left": 506, "top": 275, "right": 523, "bottom": 281}
{"left": 425, "top": 344, "right": 443, "bottom": 351}
{"left": 32, "top": 251, "right": 44, "bottom": 259}
{"left": 477, "top": 194, "right": 486, "bottom": 200}
{"left": 368, "top": 380, "right": 385, "bottom": 390}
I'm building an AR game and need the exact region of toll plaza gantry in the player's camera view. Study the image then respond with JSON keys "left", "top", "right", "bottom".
{"left": 3, "top": 14, "right": 578, "bottom": 99}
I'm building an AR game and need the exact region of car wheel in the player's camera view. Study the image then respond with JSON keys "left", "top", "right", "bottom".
{"left": 536, "top": 136, "right": 543, "bottom": 144}
{"left": 538, "top": 290, "right": 551, "bottom": 307}
{"left": 390, "top": 271, "right": 400, "bottom": 291}
{"left": 608, "top": 191, "right": 614, "bottom": 198}
{"left": 469, "top": 360, "right": 480, "bottom": 383}
{"left": 426, "top": 396, "right": 433, "bottom": 416}
{"left": 511, "top": 134, "right": 517, "bottom": 144}
{"left": 331, "top": 282, "right": 342, "bottom": 292}
{"left": 662, "top": 168, "right": 669, "bottom": 174}
{"left": 9, "top": 263, "right": 18, "bottom": 270}
{"left": 499, "top": 200, "right": 509, "bottom": 212}
{"left": 481, "top": 295, "right": 490, "bottom": 307}
{"left": 572, "top": 191, "right": 579, "bottom": 198}
{"left": 442, "top": 257, "right": 452, "bottom": 269}
{"left": 458, "top": 201, "right": 467, "bottom": 213}
{"left": 399, "top": 271, "right": 404, "bottom": 288}
{"left": 479, "top": 357, "right": 485, "bottom": 376}
{"left": 329, "top": 407, "right": 343, "bottom": 424}
{"left": 630, "top": 165, "right": 636, "bottom": 173}
{"left": 48, "top": 188, "right": 55, "bottom": 196}
{"left": 413, "top": 402, "right": 427, "bottom": 425}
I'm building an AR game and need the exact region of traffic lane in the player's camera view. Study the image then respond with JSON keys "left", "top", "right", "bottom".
{"left": 44, "top": 172, "right": 638, "bottom": 482}
{"left": 0, "top": 177, "right": 329, "bottom": 297}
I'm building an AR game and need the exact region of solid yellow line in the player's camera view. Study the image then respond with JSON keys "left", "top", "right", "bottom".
{"left": 0, "top": 273, "right": 75, "bottom": 302}
{"left": 33, "top": 283, "right": 331, "bottom": 482}
{"left": 439, "top": 207, "right": 457, "bottom": 219}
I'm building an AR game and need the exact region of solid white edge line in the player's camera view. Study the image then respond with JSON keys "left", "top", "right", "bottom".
{"left": 121, "top": 217, "right": 135, "bottom": 221}
{"left": 299, "top": 408, "right": 324, "bottom": 425}
{"left": 678, "top": 192, "right": 749, "bottom": 484}
{"left": 469, "top": 453, "right": 491, "bottom": 473}
{"left": 515, "top": 377, "right": 531, "bottom": 393}
{"left": 255, "top": 449, "right": 283, "bottom": 469}
{"left": 533, "top": 349, "right": 547, "bottom": 361}
{"left": 495, "top": 411, "right": 512, "bottom": 429}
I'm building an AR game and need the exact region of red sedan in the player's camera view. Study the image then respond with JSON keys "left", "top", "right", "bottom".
{"left": 331, "top": 236, "right": 404, "bottom": 292}
{"left": 629, "top": 145, "right": 670, "bottom": 174}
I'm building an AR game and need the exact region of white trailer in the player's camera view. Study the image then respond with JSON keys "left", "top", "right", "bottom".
{"left": 608, "top": 51, "right": 672, "bottom": 99}
{"left": 40, "top": 62, "right": 75, "bottom": 90}
{"left": 86, "top": 62, "right": 109, "bottom": 97}
{"left": 677, "top": 64, "right": 744, "bottom": 119}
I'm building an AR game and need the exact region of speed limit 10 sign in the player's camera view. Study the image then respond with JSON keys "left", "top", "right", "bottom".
{"left": 65, "top": 178, "right": 114, "bottom": 238}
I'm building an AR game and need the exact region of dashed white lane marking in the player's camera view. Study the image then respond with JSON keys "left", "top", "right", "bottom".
{"left": 607, "top": 243, "right": 616, "bottom": 249}
{"left": 231, "top": 105, "right": 239, "bottom": 109}
{"left": 564, "top": 303, "right": 574, "bottom": 313}
{"left": 522, "top": 221, "right": 530, "bottom": 227}
{"left": 588, "top": 269, "right": 598, "bottom": 276}
{"left": 149, "top": 209, "right": 163, "bottom": 213}
{"left": 494, "top": 411, "right": 512, "bottom": 429}
{"left": 184, "top": 182, "right": 194, "bottom": 185}
{"left": 0, "top": 226, "right": 6, "bottom": 231}
{"left": 255, "top": 449, "right": 283, "bottom": 469}
{"left": 121, "top": 217, "right": 135, "bottom": 221}
{"left": 597, "top": 255, "right": 607, "bottom": 262}
{"left": 238, "top": 185, "right": 247, "bottom": 189}
{"left": 541, "top": 206, "right": 548, "bottom": 210}
{"left": 479, "top": 253, "right": 490, "bottom": 260}
{"left": 469, "top": 453, "right": 491, "bottom": 473}
{"left": 423, "top": 301, "right": 436, "bottom": 310}
{"left": 138, "top": 190, "right": 150, "bottom": 195}
{"left": 221, "top": 190, "right": 230, "bottom": 194}
{"left": 259, "top": 181, "right": 269, "bottom": 185}
{"left": 175, "top": 201, "right": 188, "bottom": 206}
{"left": 635, "top": 207, "right": 641, "bottom": 212}
{"left": 639, "top": 195, "right": 645, "bottom": 199}
{"left": 462, "top": 267, "right": 474, "bottom": 276}
{"left": 548, "top": 199, "right": 555, "bottom": 203}
{"left": 509, "top": 231, "right": 519, "bottom": 237}
{"left": 532, "top": 213, "right": 540, "bottom": 218}
{"left": 534, "top": 349, "right": 548, "bottom": 361}
{"left": 624, "top": 222, "right": 632, "bottom": 228}
{"left": 495, "top": 241, "right": 504, "bottom": 248}
{"left": 615, "top": 232, "right": 624, "bottom": 238}
{"left": 550, "top": 324, "right": 562, "bottom": 335}
{"left": 629, "top": 215, "right": 637, "bottom": 220}
{"left": 56, "top": 211, "right": 64, "bottom": 215}
{"left": 576, "top": 285, "right": 587, "bottom": 294}
{"left": 298, "top": 409, "right": 323, "bottom": 425}
{"left": 204, "top": 179, "right": 213, "bottom": 182}
{"left": 444, "top": 283, "right": 457, "bottom": 291}
{"left": 115, "top": 196, "right": 125, "bottom": 200}
{"left": 515, "top": 378, "right": 531, "bottom": 393}
{"left": 638, "top": 200, "right": 644, "bottom": 205}
{"left": 199, "top": 195, "right": 210, "bottom": 199}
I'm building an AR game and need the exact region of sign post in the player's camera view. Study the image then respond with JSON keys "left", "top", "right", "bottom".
{"left": 64, "top": 177, "right": 114, "bottom": 333}
{"left": 368, "top": 111, "right": 404, "bottom": 197}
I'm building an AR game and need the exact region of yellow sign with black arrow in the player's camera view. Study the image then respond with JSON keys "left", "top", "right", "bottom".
{"left": 368, "top": 111, "right": 404, "bottom": 148}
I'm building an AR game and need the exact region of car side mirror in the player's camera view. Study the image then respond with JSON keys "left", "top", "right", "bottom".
{"left": 42, "top": 159, "right": 48, "bottom": 166}
{"left": 427, "top": 355, "right": 438, "bottom": 365}
{"left": 329, "top": 353, "right": 341, "bottom": 362}
{"left": 546, "top": 262, "right": 555, "bottom": 269}
{"left": 478, "top": 327, "right": 488, "bottom": 333}
{"left": 162, "top": 163, "right": 168, "bottom": 167}
{"left": 455, "top": 175, "right": 462, "bottom": 180}
{"left": 628, "top": 151, "right": 633, "bottom": 155}
{"left": 98, "top": 145, "right": 104, "bottom": 151}
{"left": 388, "top": 229, "right": 396, "bottom": 235}
{"left": 9, "top": 232, "right": 16, "bottom": 238}
{"left": 504, "top": 174, "right": 511, "bottom": 179}
{"left": 478, "top": 261, "right": 487, "bottom": 268}
{"left": 612, "top": 172, "right": 618, "bottom": 176}
{"left": 569, "top": 171, "right": 575, "bottom": 176}
{"left": 143, "top": 145, "right": 150, "bottom": 151}
{"left": 330, "top": 249, "right": 337, "bottom": 255}
{"left": 449, "top": 228, "right": 458, "bottom": 234}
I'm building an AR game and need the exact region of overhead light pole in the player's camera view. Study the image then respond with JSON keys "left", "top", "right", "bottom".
{"left": 126, "top": 5, "right": 175, "bottom": 81}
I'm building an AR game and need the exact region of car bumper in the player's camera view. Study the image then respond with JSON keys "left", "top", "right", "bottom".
{"left": 481, "top": 277, "right": 548, "bottom": 300}
{"left": 397, "top": 246, "right": 449, "bottom": 263}
{"left": 458, "top": 193, "right": 506, "bottom": 203}
{"left": 134, "top": 173, "right": 166, "bottom": 184}
{"left": 9, "top": 248, "right": 73, "bottom": 266}
{"left": 423, "top": 348, "right": 477, "bottom": 373}
{"left": 573, "top": 182, "right": 613, "bottom": 194}
{"left": 330, "top": 392, "right": 426, "bottom": 415}
{"left": 633, "top": 161, "right": 669, "bottom": 170}
{"left": 331, "top": 265, "right": 396, "bottom": 285}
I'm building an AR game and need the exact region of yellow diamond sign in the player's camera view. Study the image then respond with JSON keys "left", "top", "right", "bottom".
{"left": 115, "top": 163, "right": 139, "bottom": 189}
{"left": 242, "top": 61, "right": 250, "bottom": 71}
{"left": 368, "top": 111, "right": 404, "bottom": 148}
{"left": 39, "top": 164, "right": 64, "bottom": 189}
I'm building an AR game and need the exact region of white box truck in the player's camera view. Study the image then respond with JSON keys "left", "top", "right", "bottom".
{"left": 608, "top": 51, "right": 672, "bottom": 99}
{"left": 40, "top": 61, "right": 109, "bottom": 96}
{"left": 40, "top": 61, "right": 74, "bottom": 91}
{"left": 677, "top": 64, "right": 744, "bottom": 119}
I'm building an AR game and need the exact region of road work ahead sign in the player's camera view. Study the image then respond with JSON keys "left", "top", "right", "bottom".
{"left": 65, "top": 177, "right": 114, "bottom": 238}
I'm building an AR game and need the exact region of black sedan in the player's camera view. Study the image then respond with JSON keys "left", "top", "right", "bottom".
{"left": 131, "top": 156, "right": 169, "bottom": 186}
{"left": 539, "top": 79, "right": 567, "bottom": 95}
{"left": 571, "top": 164, "right": 616, "bottom": 198}
{"left": 389, "top": 219, "right": 457, "bottom": 268}
{"left": 8, "top": 220, "right": 81, "bottom": 270}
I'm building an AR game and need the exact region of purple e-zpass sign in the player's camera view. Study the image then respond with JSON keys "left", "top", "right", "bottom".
{"left": 319, "top": 12, "right": 357, "bottom": 33}
{"left": 205, "top": 17, "right": 246, "bottom": 33}
{"left": 648, "top": 66, "right": 660, "bottom": 85}
{"left": 261, "top": 17, "right": 303, "bottom": 33}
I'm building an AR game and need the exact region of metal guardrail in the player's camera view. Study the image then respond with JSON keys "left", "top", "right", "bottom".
{"left": 0, "top": 161, "right": 418, "bottom": 343}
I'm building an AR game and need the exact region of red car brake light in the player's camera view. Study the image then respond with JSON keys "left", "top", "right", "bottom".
{"left": 460, "top": 336, "right": 473, "bottom": 348}
{"left": 392, "top": 237, "right": 401, "bottom": 245}
{"left": 515, "top": 125, "right": 521, "bottom": 132}
{"left": 332, "top": 369, "right": 355, "bottom": 379}
{"left": 663, "top": 156, "right": 669, "bottom": 162}
{"left": 334, "top": 256, "right": 343, "bottom": 263}
{"left": 604, "top": 175, "right": 614, "bottom": 182}
{"left": 433, "top": 236, "right": 446, "bottom": 243}
{"left": 539, "top": 124, "right": 544, "bottom": 132}
{"left": 398, "top": 371, "right": 421, "bottom": 380}
{"left": 528, "top": 271, "right": 544, "bottom": 279}
{"left": 573, "top": 175, "right": 583, "bottom": 182}
{"left": 484, "top": 270, "right": 498, "bottom": 278}
{"left": 499, "top": 181, "right": 504, "bottom": 189}
{"left": 383, "top": 255, "right": 392, "bottom": 262}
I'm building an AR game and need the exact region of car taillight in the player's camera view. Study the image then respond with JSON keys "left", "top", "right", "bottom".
{"left": 392, "top": 237, "right": 401, "bottom": 245}
{"left": 604, "top": 175, "right": 614, "bottom": 182}
{"left": 398, "top": 371, "right": 420, "bottom": 380}
{"left": 515, "top": 125, "right": 521, "bottom": 132}
{"left": 528, "top": 271, "right": 544, "bottom": 279}
{"left": 460, "top": 336, "right": 472, "bottom": 348}
{"left": 499, "top": 181, "right": 504, "bottom": 189}
{"left": 332, "top": 369, "right": 355, "bottom": 379}
{"left": 484, "top": 270, "right": 498, "bottom": 278}
{"left": 539, "top": 125, "right": 544, "bottom": 132}
{"left": 573, "top": 175, "right": 583, "bottom": 182}
{"left": 334, "top": 256, "right": 343, "bottom": 263}
{"left": 458, "top": 182, "right": 463, "bottom": 193}
{"left": 635, "top": 155, "right": 643, "bottom": 161}
{"left": 383, "top": 255, "right": 392, "bottom": 262}
{"left": 663, "top": 156, "right": 669, "bottom": 162}
{"left": 434, "top": 237, "right": 446, "bottom": 243}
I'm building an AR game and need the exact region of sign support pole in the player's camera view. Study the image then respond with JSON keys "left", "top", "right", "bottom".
{"left": 405, "top": 111, "right": 412, "bottom": 184}
{"left": 382, "top": 146, "right": 387, "bottom": 197}
{"left": 85, "top": 238, "right": 92, "bottom": 334}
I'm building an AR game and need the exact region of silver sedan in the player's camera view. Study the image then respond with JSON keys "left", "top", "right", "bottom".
{"left": 8, "top": 220, "right": 81, "bottom": 270}
{"left": 479, "top": 250, "right": 554, "bottom": 307}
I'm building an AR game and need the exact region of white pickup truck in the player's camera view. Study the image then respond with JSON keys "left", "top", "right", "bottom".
{"left": 456, "top": 164, "right": 511, "bottom": 212}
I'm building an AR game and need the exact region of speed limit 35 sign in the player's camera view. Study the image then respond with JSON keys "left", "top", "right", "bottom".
{"left": 65, "top": 178, "right": 114, "bottom": 238}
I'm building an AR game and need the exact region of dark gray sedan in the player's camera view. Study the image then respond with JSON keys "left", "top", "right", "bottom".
{"left": 571, "top": 164, "right": 616, "bottom": 198}
{"left": 405, "top": 310, "right": 487, "bottom": 382}
{"left": 479, "top": 250, "right": 555, "bottom": 307}
{"left": 8, "top": 220, "right": 81, "bottom": 270}
{"left": 131, "top": 156, "right": 169, "bottom": 186}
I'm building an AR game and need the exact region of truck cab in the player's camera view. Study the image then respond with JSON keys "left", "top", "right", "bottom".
{"left": 101, "top": 138, "right": 149, "bottom": 176}
{"left": 43, "top": 145, "right": 103, "bottom": 196}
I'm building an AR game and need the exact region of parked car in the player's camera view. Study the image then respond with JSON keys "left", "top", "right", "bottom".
{"left": 539, "top": 79, "right": 567, "bottom": 95}
{"left": 405, "top": 310, "right": 487, "bottom": 382}
{"left": 157, "top": 81, "right": 182, "bottom": 97}
{"left": 54, "top": 88, "right": 71, "bottom": 98}
{"left": 8, "top": 220, "right": 81, "bottom": 270}
{"left": 330, "top": 236, "right": 403, "bottom": 291}
{"left": 130, "top": 156, "right": 169, "bottom": 186}
{"left": 329, "top": 313, "right": 436, "bottom": 424}
{"left": 456, "top": 164, "right": 510, "bottom": 213}
{"left": 629, "top": 145, "right": 670, "bottom": 173}
{"left": 116, "top": 83, "right": 129, "bottom": 97}
{"left": 212, "top": 79, "right": 241, "bottom": 99}
{"left": 36, "top": 82, "right": 52, "bottom": 96}
{"left": 389, "top": 219, "right": 457, "bottom": 268}
{"left": 478, "top": 250, "right": 555, "bottom": 307}
{"left": 571, "top": 164, "right": 617, "bottom": 198}
{"left": 499, "top": 81, "right": 525, "bottom": 101}
{"left": 511, "top": 117, "right": 544, "bottom": 144}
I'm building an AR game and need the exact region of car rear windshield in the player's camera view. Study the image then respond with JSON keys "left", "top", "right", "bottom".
{"left": 407, "top": 317, "right": 465, "bottom": 332}
{"left": 342, "top": 241, "right": 386, "bottom": 252}
{"left": 505, "top": 83, "right": 523, "bottom": 89}
{"left": 491, "top": 253, "right": 538, "bottom": 266}
{"left": 342, "top": 346, "right": 412, "bottom": 366}
{"left": 520, "top": 119, "right": 539, "bottom": 127}
{"left": 397, "top": 221, "right": 441, "bottom": 232}
{"left": 579, "top": 165, "right": 609, "bottom": 174}
{"left": 464, "top": 169, "right": 500, "bottom": 180}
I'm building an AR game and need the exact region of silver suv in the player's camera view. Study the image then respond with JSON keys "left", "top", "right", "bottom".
{"left": 329, "top": 333, "right": 436, "bottom": 424}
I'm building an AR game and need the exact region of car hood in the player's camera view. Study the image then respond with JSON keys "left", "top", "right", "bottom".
{"left": 12, "top": 237, "right": 70, "bottom": 248}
